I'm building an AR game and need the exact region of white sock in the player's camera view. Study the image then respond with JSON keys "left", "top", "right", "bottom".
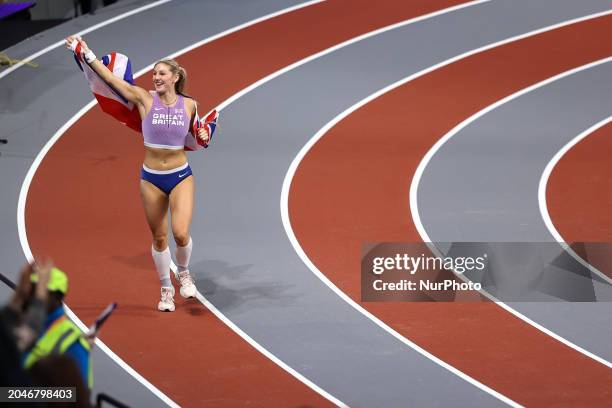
{"left": 152, "top": 245, "right": 172, "bottom": 287}
{"left": 175, "top": 237, "right": 192, "bottom": 273}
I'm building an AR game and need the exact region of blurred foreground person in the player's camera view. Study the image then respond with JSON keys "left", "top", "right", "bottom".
{"left": 22, "top": 266, "right": 93, "bottom": 390}
{"left": 29, "top": 354, "right": 91, "bottom": 408}
{"left": 0, "top": 262, "right": 51, "bottom": 387}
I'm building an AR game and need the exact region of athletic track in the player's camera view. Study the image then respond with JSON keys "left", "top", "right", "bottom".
{"left": 0, "top": 0, "right": 610, "bottom": 406}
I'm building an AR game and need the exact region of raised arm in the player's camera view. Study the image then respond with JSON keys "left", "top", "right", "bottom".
{"left": 65, "top": 36, "right": 150, "bottom": 106}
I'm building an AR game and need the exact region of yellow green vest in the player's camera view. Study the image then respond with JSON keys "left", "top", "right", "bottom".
{"left": 23, "top": 315, "right": 93, "bottom": 388}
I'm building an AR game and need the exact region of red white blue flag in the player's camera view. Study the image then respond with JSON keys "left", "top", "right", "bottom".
{"left": 188, "top": 106, "right": 219, "bottom": 150}
{"left": 72, "top": 39, "right": 218, "bottom": 150}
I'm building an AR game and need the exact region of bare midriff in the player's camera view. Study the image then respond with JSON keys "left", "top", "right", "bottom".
{"left": 143, "top": 146, "right": 188, "bottom": 171}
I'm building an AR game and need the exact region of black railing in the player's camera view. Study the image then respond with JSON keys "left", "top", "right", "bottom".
{"left": 96, "top": 392, "right": 130, "bottom": 408}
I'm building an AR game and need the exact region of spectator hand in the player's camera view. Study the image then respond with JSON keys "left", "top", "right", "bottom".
{"left": 9, "top": 263, "right": 34, "bottom": 312}
{"left": 33, "top": 259, "right": 53, "bottom": 302}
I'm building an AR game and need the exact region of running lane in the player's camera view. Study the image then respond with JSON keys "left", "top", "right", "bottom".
{"left": 417, "top": 57, "right": 612, "bottom": 354}
{"left": 545, "top": 120, "right": 612, "bottom": 295}
{"left": 25, "top": 1, "right": 479, "bottom": 406}
{"left": 289, "top": 13, "right": 612, "bottom": 407}
{"left": 5, "top": 0, "right": 320, "bottom": 406}
{"left": 547, "top": 122, "right": 612, "bottom": 242}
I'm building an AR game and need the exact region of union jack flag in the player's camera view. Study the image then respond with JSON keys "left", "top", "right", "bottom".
{"left": 188, "top": 106, "right": 218, "bottom": 150}
{"left": 71, "top": 39, "right": 218, "bottom": 151}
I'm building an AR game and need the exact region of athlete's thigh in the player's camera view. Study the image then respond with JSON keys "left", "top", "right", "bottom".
{"left": 169, "top": 176, "right": 194, "bottom": 234}
{"left": 140, "top": 180, "right": 169, "bottom": 234}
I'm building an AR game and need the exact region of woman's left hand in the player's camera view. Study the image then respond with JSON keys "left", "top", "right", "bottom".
{"left": 65, "top": 36, "right": 90, "bottom": 52}
{"left": 198, "top": 127, "right": 210, "bottom": 144}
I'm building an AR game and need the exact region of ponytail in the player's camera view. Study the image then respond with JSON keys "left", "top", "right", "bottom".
{"left": 175, "top": 66, "right": 187, "bottom": 95}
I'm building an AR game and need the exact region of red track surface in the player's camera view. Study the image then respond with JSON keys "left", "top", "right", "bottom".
{"left": 547, "top": 122, "right": 612, "bottom": 278}
{"left": 25, "top": 1, "right": 473, "bottom": 406}
{"left": 289, "top": 16, "right": 612, "bottom": 407}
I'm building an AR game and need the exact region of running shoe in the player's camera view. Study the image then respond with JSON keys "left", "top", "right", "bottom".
{"left": 177, "top": 270, "right": 197, "bottom": 298}
{"left": 158, "top": 286, "right": 175, "bottom": 312}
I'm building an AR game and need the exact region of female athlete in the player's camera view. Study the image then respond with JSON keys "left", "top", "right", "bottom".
{"left": 65, "top": 36, "right": 209, "bottom": 312}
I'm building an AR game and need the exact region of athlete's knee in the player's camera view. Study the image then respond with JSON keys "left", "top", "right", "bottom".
{"left": 173, "top": 232, "right": 190, "bottom": 247}
{"left": 152, "top": 235, "right": 168, "bottom": 251}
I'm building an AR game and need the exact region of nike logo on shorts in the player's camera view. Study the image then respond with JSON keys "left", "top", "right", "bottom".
{"left": 178, "top": 172, "right": 188, "bottom": 178}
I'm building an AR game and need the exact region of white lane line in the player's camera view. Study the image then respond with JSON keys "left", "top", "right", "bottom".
{"left": 0, "top": 0, "right": 172, "bottom": 80}
{"left": 18, "top": 0, "right": 610, "bottom": 405}
{"left": 64, "top": 307, "right": 179, "bottom": 408}
{"left": 539, "top": 116, "right": 612, "bottom": 285}
{"left": 15, "top": 1, "right": 332, "bottom": 406}
{"left": 19, "top": 1, "right": 509, "bottom": 405}
{"left": 167, "top": 264, "right": 348, "bottom": 408}
{"left": 132, "top": 0, "right": 325, "bottom": 74}
{"left": 1, "top": 0, "right": 327, "bottom": 82}
{"left": 216, "top": 0, "right": 490, "bottom": 110}
{"left": 280, "top": 193, "right": 522, "bottom": 404}
{"left": 17, "top": 101, "right": 181, "bottom": 408}
{"left": 279, "top": 8, "right": 612, "bottom": 404}
{"left": 411, "top": 55, "right": 612, "bottom": 369}
{"left": 18, "top": 102, "right": 182, "bottom": 408}
{"left": 166, "top": 2, "right": 509, "bottom": 405}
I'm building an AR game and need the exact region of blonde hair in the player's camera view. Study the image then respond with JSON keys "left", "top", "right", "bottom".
{"left": 154, "top": 59, "right": 188, "bottom": 96}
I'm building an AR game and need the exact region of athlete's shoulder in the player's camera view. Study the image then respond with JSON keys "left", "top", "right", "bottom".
{"left": 183, "top": 96, "right": 197, "bottom": 115}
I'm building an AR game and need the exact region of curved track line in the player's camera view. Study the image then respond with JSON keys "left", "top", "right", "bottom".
{"left": 22, "top": 1, "right": 498, "bottom": 404}
{"left": 546, "top": 121, "right": 612, "bottom": 244}
{"left": 281, "top": 166, "right": 520, "bottom": 405}
{"left": 20, "top": 1, "right": 500, "bottom": 406}
{"left": 16, "top": 1, "right": 344, "bottom": 405}
{"left": 545, "top": 121, "right": 612, "bottom": 281}
{"left": 214, "top": 0, "right": 491, "bottom": 111}
{"left": 17, "top": 101, "right": 180, "bottom": 408}
{"left": 205, "top": 2, "right": 538, "bottom": 406}
{"left": 286, "top": 12, "right": 612, "bottom": 406}
{"left": 112, "top": 0, "right": 326, "bottom": 89}
{"left": 282, "top": 10, "right": 612, "bottom": 398}
{"left": 0, "top": 0, "right": 323, "bottom": 82}
{"left": 22, "top": 1, "right": 612, "bottom": 404}
{"left": 190, "top": 276, "right": 346, "bottom": 407}
{"left": 539, "top": 116, "right": 612, "bottom": 284}
{"left": 0, "top": 0, "right": 172, "bottom": 80}
{"left": 412, "top": 57, "right": 612, "bottom": 368}
{"left": 278, "top": 6, "right": 612, "bottom": 406}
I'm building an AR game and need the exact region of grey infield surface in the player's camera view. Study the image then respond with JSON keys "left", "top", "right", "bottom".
{"left": 2, "top": 0, "right": 612, "bottom": 406}
{"left": 417, "top": 61, "right": 612, "bottom": 363}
